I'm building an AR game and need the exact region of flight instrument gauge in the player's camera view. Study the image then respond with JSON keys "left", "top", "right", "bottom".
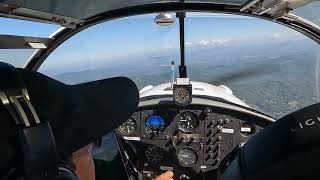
{"left": 177, "top": 147, "right": 198, "bottom": 167}
{"left": 173, "top": 83, "right": 192, "bottom": 106}
{"left": 118, "top": 117, "right": 137, "bottom": 136}
{"left": 177, "top": 111, "right": 199, "bottom": 132}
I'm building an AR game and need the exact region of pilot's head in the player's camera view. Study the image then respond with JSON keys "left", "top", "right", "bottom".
{"left": 0, "top": 62, "right": 140, "bottom": 180}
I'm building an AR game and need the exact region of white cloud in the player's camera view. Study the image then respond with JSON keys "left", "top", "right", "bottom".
{"left": 192, "top": 38, "right": 229, "bottom": 46}
{"left": 270, "top": 31, "right": 302, "bottom": 40}
{"left": 199, "top": 40, "right": 210, "bottom": 46}
{"left": 272, "top": 33, "right": 280, "bottom": 38}
{"left": 186, "top": 39, "right": 229, "bottom": 47}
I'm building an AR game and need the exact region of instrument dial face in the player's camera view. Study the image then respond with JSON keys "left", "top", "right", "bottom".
{"left": 118, "top": 117, "right": 137, "bottom": 136}
{"left": 177, "top": 147, "right": 198, "bottom": 167}
{"left": 177, "top": 111, "right": 199, "bottom": 132}
{"left": 174, "top": 87, "right": 191, "bottom": 105}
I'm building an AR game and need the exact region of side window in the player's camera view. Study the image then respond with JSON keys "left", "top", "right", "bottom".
{"left": 0, "top": 17, "right": 58, "bottom": 67}
{"left": 293, "top": 1, "right": 320, "bottom": 27}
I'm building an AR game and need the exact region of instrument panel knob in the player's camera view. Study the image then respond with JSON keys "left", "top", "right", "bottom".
{"left": 204, "top": 107, "right": 212, "bottom": 116}
{"left": 177, "top": 136, "right": 186, "bottom": 144}
{"left": 207, "top": 120, "right": 215, "bottom": 128}
{"left": 206, "top": 153, "right": 213, "bottom": 161}
{"left": 208, "top": 137, "right": 214, "bottom": 143}
{"left": 179, "top": 174, "right": 191, "bottom": 180}
{"left": 225, "top": 118, "right": 230, "bottom": 124}
{"left": 217, "top": 119, "right": 224, "bottom": 124}
{"left": 199, "top": 143, "right": 204, "bottom": 150}
{"left": 217, "top": 151, "right": 221, "bottom": 156}
{"left": 207, "top": 129, "right": 214, "bottom": 136}
{"left": 216, "top": 125, "right": 222, "bottom": 132}
{"left": 206, "top": 145, "right": 214, "bottom": 153}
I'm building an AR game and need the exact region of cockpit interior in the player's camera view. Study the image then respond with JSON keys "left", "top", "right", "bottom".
{"left": 0, "top": 0, "right": 319, "bottom": 180}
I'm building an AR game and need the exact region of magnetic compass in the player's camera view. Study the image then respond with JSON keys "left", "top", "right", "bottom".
{"left": 173, "top": 78, "right": 192, "bottom": 106}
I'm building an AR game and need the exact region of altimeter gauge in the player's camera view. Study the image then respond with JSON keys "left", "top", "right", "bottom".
{"left": 118, "top": 117, "right": 137, "bottom": 136}
{"left": 177, "top": 111, "right": 199, "bottom": 132}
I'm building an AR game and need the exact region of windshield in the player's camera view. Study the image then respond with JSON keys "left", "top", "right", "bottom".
{"left": 39, "top": 13, "right": 320, "bottom": 119}
{"left": 40, "top": 14, "right": 180, "bottom": 86}
{"left": 0, "top": 17, "right": 59, "bottom": 67}
{"left": 185, "top": 13, "right": 320, "bottom": 118}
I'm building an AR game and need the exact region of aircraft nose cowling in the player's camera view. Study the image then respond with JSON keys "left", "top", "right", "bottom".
{"left": 0, "top": 67, "right": 139, "bottom": 175}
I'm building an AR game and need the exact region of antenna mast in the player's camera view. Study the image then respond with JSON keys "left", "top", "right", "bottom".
{"left": 170, "top": 61, "right": 175, "bottom": 89}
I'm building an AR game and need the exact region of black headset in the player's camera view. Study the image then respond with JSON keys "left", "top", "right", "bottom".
{"left": 0, "top": 63, "right": 78, "bottom": 180}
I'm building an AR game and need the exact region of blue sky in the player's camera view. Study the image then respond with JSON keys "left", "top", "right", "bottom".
{"left": 0, "top": 13, "right": 311, "bottom": 74}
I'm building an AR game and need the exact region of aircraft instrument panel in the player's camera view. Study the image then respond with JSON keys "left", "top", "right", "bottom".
{"left": 115, "top": 103, "right": 269, "bottom": 180}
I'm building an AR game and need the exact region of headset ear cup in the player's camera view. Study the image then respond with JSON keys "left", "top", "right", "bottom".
{"left": 56, "top": 166, "right": 79, "bottom": 180}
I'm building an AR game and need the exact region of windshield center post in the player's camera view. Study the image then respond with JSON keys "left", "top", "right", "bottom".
{"left": 177, "top": 12, "right": 187, "bottom": 78}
